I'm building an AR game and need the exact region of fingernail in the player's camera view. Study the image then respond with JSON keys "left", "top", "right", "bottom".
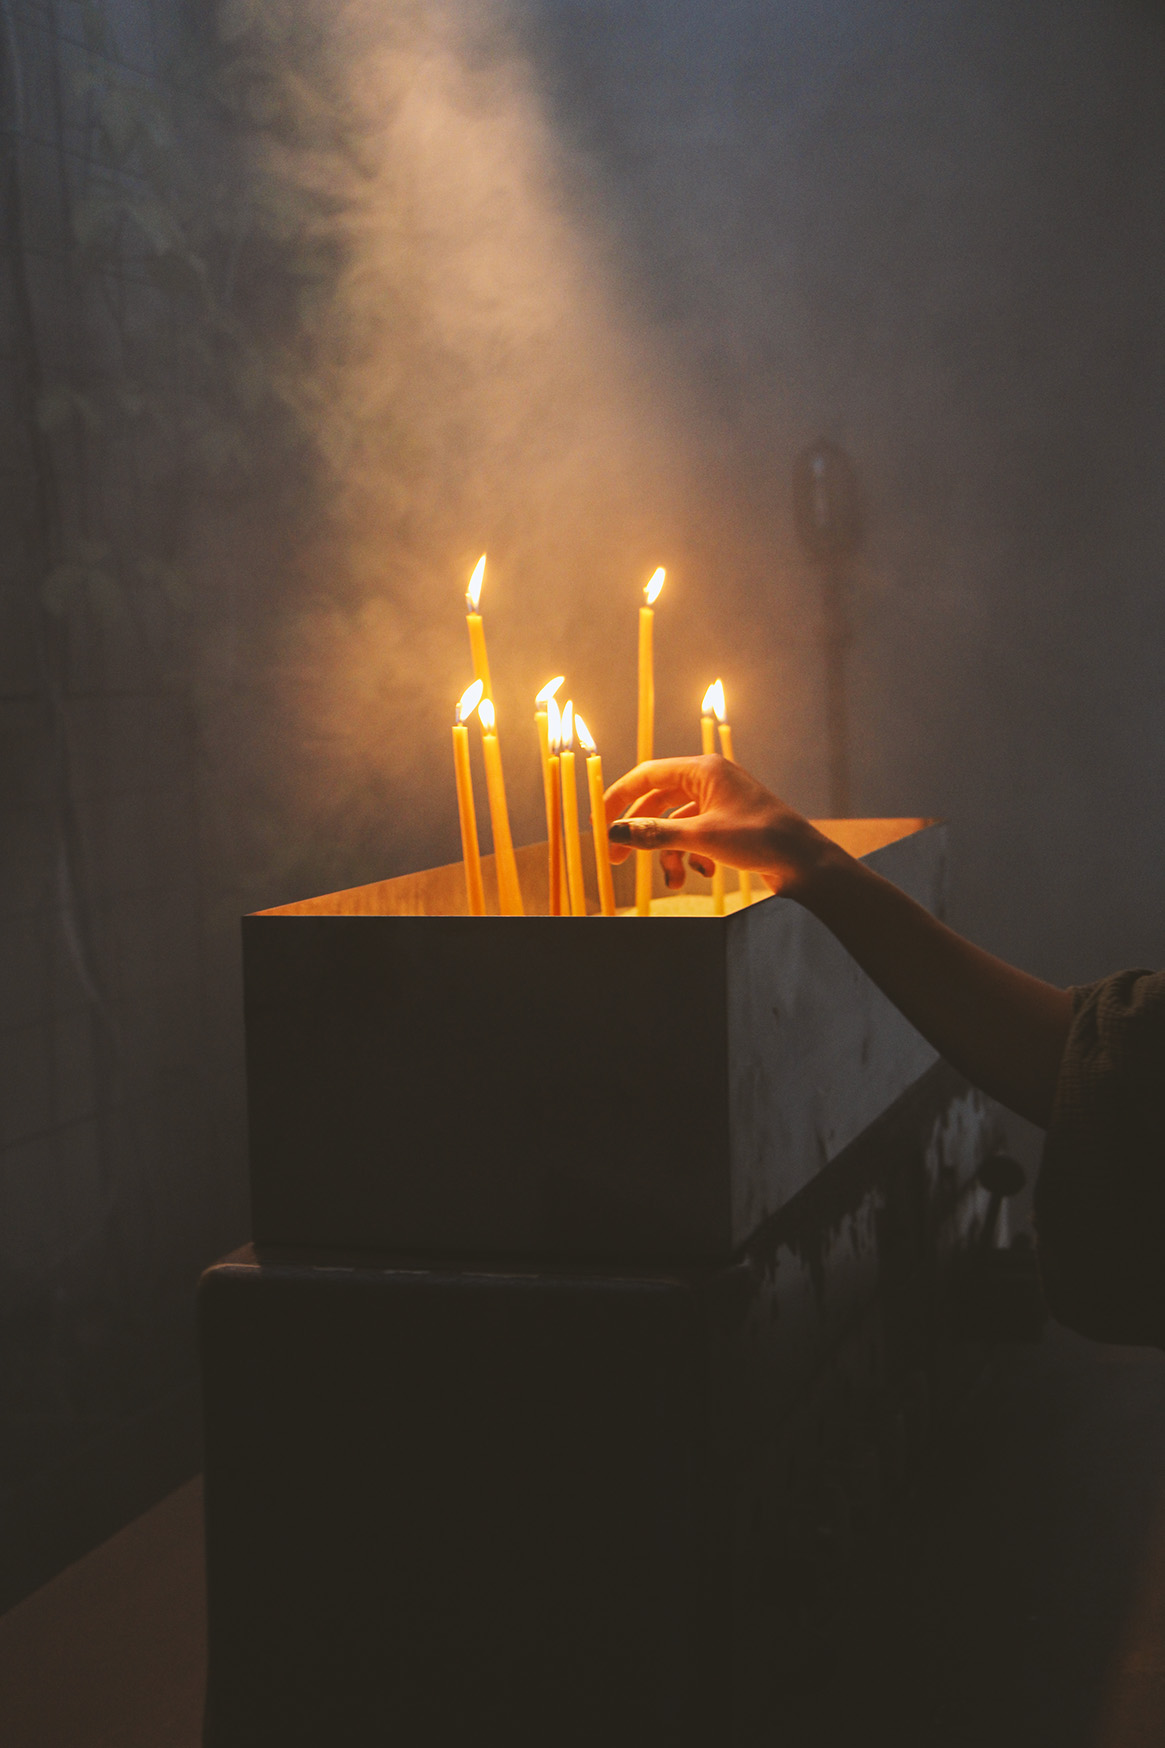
{"left": 608, "top": 822, "right": 633, "bottom": 845}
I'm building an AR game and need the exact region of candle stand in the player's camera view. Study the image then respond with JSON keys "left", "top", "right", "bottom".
{"left": 200, "top": 822, "right": 1011, "bottom": 1744}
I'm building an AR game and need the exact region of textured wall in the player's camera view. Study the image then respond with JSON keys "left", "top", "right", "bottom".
{"left": 0, "top": 0, "right": 246, "bottom": 1606}
{"left": 518, "top": 0, "right": 1165, "bottom": 985}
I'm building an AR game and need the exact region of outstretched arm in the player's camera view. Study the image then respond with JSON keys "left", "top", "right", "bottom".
{"left": 605, "top": 756, "right": 1072, "bottom": 1128}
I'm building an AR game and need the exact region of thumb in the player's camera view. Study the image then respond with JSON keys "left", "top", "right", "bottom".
{"left": 608, "top": 814, "right": 702, "bottom": 852}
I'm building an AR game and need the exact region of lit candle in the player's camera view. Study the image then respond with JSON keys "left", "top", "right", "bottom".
{"left": 636, "top": 566, "right": 666, "bottom": 917}
{"left": 547, "top": 699, "right": 566, "bottom": 918}
{"left": 559, "top": 700, "right": 587, "bottom": 917}
{"left": 575, "top": 713, "right": 616, "bottom": 918}
{"left": 465, "top": 554, "right": 493, "bottom": 699}
{"left": 453, "top": 681, "right": 486, "bottom": 916}
{"left": 700, "top": 683, "right": 726, "bottom": 918}
{"left": 536, "top": 676, "right": 566, "bottom": 917}
{"left": 476, "top": 696, "right": 524, "bottom": 916}
{"left": 710, "top": 678, "right": 753, "bottom": 908}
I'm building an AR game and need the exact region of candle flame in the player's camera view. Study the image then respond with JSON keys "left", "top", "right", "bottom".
{"left": 466, "top": 553, "right": 486, "bottom": 612}
{"left": 702, "top": 678, "right": 726, "bottom": 723}
{"left": 644, "top": 566, "right": 665, "bottom": 606}
{"left": 560, "top": 699, "right": 574, "bottom": 749}
{"left": 574, "top": 713, "right": 596, "bottom": 754}
{"left": 547, "top": 695, "right": 562, "bottom": 753}
{"left": 457, "top": 678, "right": 484, "bottom": 723}
{"left": 477, "top": 696, "right": 496, "bottom": 733}
{"left": 536, "top": 675, "right": 565, "bottom": 704}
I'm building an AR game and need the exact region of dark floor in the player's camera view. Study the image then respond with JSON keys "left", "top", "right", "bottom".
{"left": 0, "top": 1478, "right": 204, "bottom": 1748}
{"left": 0, "top": 1325, "right": 1162, "bottom": 1747}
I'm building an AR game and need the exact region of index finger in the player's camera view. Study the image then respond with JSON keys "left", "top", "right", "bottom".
{"left": 603, "top": 757, "right": 709, "bottom": 824}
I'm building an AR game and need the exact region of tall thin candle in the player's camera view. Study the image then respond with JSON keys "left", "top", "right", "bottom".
{"left": 699, "top": 688, "right": 726, "bottom": 919}
{"left": 477, "top": 696, "right": 524, "bottom": 916}
{"left": 536, "top": 677, "right": 566, "bottom": 917}
{"left": 464, "top": 554, "right": 493, "bottom": 699}
{"left": 575, "top": 713, "right": 616, "bottom": 917}
{"left": 559, "top": 700, "right": 587, "bottom": 917}
{"left": 710, "top": 678, "right": 753, "bottom": 908}
{"left": 453, "top": 680, "right": 486, "bottom": 916}
{"left": 636, "top": 566, "right": 665, "bottom": 917}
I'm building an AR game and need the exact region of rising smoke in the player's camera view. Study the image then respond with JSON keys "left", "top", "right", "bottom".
{"left": 210, "top": 0, "right": 774, "bottom": 904}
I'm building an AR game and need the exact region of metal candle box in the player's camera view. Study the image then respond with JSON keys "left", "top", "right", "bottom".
{"left": 243, "top": 820, "right": 942, "bottom": 1263}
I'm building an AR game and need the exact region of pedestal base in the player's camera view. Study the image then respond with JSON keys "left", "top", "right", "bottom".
{"left": 200, "top": 1065, "right": 1002, "bottom": 1746}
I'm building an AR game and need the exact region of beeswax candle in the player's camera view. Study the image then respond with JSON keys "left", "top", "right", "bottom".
{"left": 710, "top": 679, "right": 753, "bottom": 908}
{"left": 575, "top": 713, "right": 615, "bottom": 917}
{"left": 465, "top": 554, "right": 493, "bottom": 700}
{"left": 453, "top": 680, "right": 485, "bottom": 916}
{"left": 636, "top": 567, "right": 665, "bottom": 917}
{"left": 477, "top": 697, "right": 524, "bottom": 916}
{"left": 559, "top": 700, "right": 587, "bottom": 917}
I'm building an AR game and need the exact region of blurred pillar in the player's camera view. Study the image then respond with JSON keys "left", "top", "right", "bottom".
{"left": 793, "top": 440, "right": 863, "bottom": 817}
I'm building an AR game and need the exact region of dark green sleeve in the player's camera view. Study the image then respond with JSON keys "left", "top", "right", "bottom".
{"left": 1034, "top": 969, "right": 1165, "bottom": 1346}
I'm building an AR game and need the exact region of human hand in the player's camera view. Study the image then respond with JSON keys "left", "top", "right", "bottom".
{"left": 604, "top": 755, "right": 844, "bottom": 900}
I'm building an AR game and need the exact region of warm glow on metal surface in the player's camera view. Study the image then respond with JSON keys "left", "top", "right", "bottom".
{"left": 477, "top": 696, "right": 496, "bottom": 732}
{"left": 536, "top": 675, "right": 564, "bottom": 704}
{"left": 560, "top": 699, "right": 574, "bottom": 749}
{"left": 457, "top": 679, "right": 484, "bottom": 723}
{"left": 574, "top": 714, "right": 596, "bottom": 754}
{"left": 702, "top": 678, "right": 726, "bottom": 723}
{"left": 466, "top": 553, "right": 486, "bottom": 611}
{"left": 644, "top": 566, "right": 665, "bottom": 605}
{"left": 547, "top": 695, "right": 562, "bottom": 753}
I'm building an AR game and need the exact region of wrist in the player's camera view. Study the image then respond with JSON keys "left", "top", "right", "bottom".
{"left": 783, "top": 832, "right": 863, "bottom": 910}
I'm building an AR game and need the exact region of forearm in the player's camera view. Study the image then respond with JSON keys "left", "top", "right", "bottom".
{"left": 602, "top": 756, "right": 1074, "bottom": 1122}
{"left": 798, "top": 851, "right": 1073, "bottom": 1127}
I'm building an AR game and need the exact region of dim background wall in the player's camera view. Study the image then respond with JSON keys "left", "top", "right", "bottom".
{"left": 1, "top": 0, "right": 1164, "bottom": 1607}
{"left": 0, "top": 0, "right": 246, "bottom": 1609}
{"left": 518, "top": 0, "right": 1165, "bottom": 985}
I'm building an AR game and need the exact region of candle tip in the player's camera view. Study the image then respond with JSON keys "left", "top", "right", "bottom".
{"left": 644, "top": 566, "right": 665, "bottom": 606}
{"left": 574, "top": 713, "right": 596, "bottom": 754}
{"left": 477, "top": 696, "right": 496, "bottom": 732}
{"left": 560, "top": 699, "right": 574, "bottom": 749}
{"left": 536, "top": 675, "right": 565, "bottom": 705}
{"left": 702, "top": 678, "right": 726, "bottom": 723}
{"left": 466, "top": 553, "right": 486, "bottom": 612}
{"left": 457, "top": 678, "right": 484, "bottom": 723}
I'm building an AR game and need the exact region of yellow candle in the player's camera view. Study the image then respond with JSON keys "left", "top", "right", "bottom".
{"left": 477, "top": 697, "right": 524, "bottom": 916}
{"left": 700, "top": 702, "right": 726, "bottom": 918}
{"left": 548, "top": 749, "right": 564, "bottom": 917}
{"left": 465, "top": 553, "right": 493, "bottom": 699}
{"left": 536, "top": 677, "right": 566, "bottom": 917}
{"left": 453, "top": 681, "right": 486, "bottom": 916}
{"left": 575, "top": 713, "right": 615, "bottom": 917}
{"left": 559, "top": 701, "right": 587, "bottom": 917}
{"left": 636, "top": 566, "right": 665, "bottom": 917}
{"left": 711, "top": 679, "right": 753, "bottom": 908}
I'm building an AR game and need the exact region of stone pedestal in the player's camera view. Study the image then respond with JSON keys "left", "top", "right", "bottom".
{"left": 243, "top": 819, "right": 942, "bottom": 1261}
{"left": 202, "top": 824, "right": 1006, "bottom": 1743}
